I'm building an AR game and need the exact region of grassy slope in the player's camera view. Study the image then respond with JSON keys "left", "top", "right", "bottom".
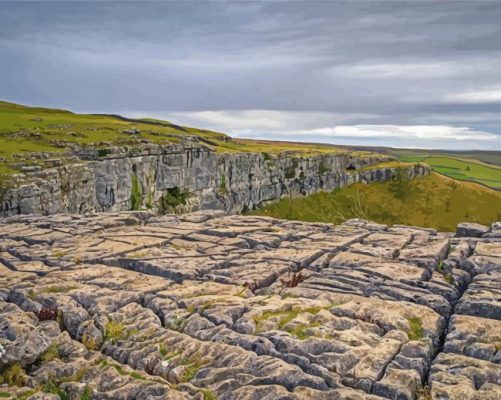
{"left": 0, "top": 101, "right": 349, "bottom": 161}
{"left": 251, "top": 172, "right": 501, "bottom": 231}
{"left": 398, "top": 155, "right": 501, "bottom": 190}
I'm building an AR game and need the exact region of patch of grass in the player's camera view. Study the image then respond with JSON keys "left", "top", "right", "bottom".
{"left": 42, "top": 377, "right": 69, "bottom": 400}
{"left": 253, "top": 305, "right": 326, "bottom": 332}
{"left": 104, "top": 321, "right": 125, "bottom": 343}
{"left": 39, "top": 341, "right": 59, "bottom": 363}
{"left": 262, "top": 152, "right": 271, "bottom": 161}
{"left": 81, "top": 385, "right": 92, "bottom": 400}
{"left": 200, "top": 389, "right": 218, "bottom": 400}
{"left": 16, "top": 390, "right": 37, "bottom": 400}
{"left": 130, "top": 174, "right": 142, "bottom": 210}
{"left": 159, "top": 342, "right": 168, "bottom": 358}
{"left": 51, "top": 250, "right": 68, "bottom": 258}
{"left": 437, "top": 260, "right": 443, "bottom": 272}
{"left": 284, "top": 321, "right": 321, "bottom": 340}
{"left": 0, "top": 392, "right": 11, "bottom": 398}
{"left": 235, "top": 287, "right": 248, "bottom": 298}
{"left": 82, "top": 333, "right": 98, "bottom": 351}
{"left": 442, "top": 273, "right": 454, "bottom": 285}
{"left": 169, "top": 313, "right": 189, "bottom": 331}
{"left": 250, "top": 172, "right": 501, "bottom": 232}
{"left": 407, "top": 317, "right": 424, "bottom": 341}
{"left": 43, "top": 284, "right": 79, "bottom": 294}
{"left": 180, "top": 361, "right": 203, "bottom": 382}
{"left": 0, "top": 363, "right": 25, "bottom": 387}
{"left": 218, "top": 174, "right": 228, "bottom": 195}
{"left": 99, "top": 360, "right": 145, "bottom": 381}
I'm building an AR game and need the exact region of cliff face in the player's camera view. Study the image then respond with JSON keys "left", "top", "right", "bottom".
{"left": 0, "top": 142, "right": 430, "bottom": 216}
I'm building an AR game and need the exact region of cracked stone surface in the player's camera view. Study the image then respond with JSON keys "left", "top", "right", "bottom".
{"left": 0, "top": 211, "right": 499, "bottom": 399}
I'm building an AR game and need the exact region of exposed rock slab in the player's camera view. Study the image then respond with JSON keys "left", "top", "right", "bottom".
{"left": 0, "top": 212, "right": 499, "bottom": 399}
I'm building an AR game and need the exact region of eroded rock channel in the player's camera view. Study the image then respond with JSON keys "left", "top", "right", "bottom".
{"left": 0, "top": 212, "right": 499, "bottom": 399}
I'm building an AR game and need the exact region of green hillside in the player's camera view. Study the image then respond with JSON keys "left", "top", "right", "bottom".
{"left": 398, "top": 155, "right": 501, "bottom": 190}
{"left": 0, "top": 101, "right": 358, "bottom": 168}
{"left": 251, "top": 172, "right": 501, "bottom": 231}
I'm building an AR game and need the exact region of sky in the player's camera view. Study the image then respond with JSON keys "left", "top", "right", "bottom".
{"left": 1, "top": 1, "right": 501, "bottom": 150}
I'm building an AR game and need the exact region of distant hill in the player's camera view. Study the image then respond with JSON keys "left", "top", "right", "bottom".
{"left": 251, "top": 172, "right": 501, "bottom": 231}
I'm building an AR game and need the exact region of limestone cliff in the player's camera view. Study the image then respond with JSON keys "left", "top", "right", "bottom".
{"left": 0, "top": 142, "right": 430, "bottom": 216}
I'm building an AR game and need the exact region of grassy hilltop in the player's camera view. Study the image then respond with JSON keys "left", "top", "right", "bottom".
{"left": 252, "top": 172, "right": 501, "bottom": 231}
{"left": 0, "top": 101, "right": 366, "bottom": 175}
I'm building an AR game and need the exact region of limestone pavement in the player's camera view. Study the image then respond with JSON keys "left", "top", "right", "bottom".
{"left": 0, "top": 212, "right": 499, "bottom": 399}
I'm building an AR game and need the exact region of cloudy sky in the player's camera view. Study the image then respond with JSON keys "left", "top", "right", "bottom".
{"left": 1, "top": 1, "right": 501, "bottom": 150}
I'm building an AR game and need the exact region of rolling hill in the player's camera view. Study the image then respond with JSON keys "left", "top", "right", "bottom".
{"left": 251, "top": 172, "right": 501, "bottom": 231}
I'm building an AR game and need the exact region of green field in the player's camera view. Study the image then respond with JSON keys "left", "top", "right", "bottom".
{"left": 398, "top": 155, "right": 501, "bottom": 190}
{"left": 391, "top": 148, "right": 501, "bottom": 166}
{"left": 251, "top": 172, "right": 501, "bottom": 231}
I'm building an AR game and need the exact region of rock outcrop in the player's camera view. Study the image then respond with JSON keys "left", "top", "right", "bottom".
{"left": 0, "top": 142, "right": 429, "bottom": 216}
{"left": 0, "top": 211, "right": 499, "bottom": 399}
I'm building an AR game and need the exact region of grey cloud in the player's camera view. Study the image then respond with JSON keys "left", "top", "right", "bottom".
{"left": 1, "top": 1, "right": 501, "bottom": 149}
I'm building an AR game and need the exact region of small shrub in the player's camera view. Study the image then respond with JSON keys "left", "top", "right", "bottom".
{"left": 97, "top": 148, "right": 112, "bottom": 157}
{"left": 388, "top": 168, "right": 411, "bottom": 200}
{"left": 0, "top": 363, "right": 26, "bottom": 387}
{"left": 159, "top": 187, "right": 187, "bottom": 214}
{"left": 284, "top": 159, "right": 298, "bottom": 179}
{"left": 443, "top": 273, "right": 453, "bottom": 284}
{"left": 262, "top": 152, "right": 271, "bottom": 161}
{"left": 416, "top": 385, "right": 432, "bottom": 400}
{"left": 318, "top": 159, "right": 330, "bottom": 175}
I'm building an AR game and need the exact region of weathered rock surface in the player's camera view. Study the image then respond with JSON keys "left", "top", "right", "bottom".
{"left": 0, "top": 212, "right": 499, "bottom": 399}
{"left": 0, "top": 142, "right": 429, "bottom": 216}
